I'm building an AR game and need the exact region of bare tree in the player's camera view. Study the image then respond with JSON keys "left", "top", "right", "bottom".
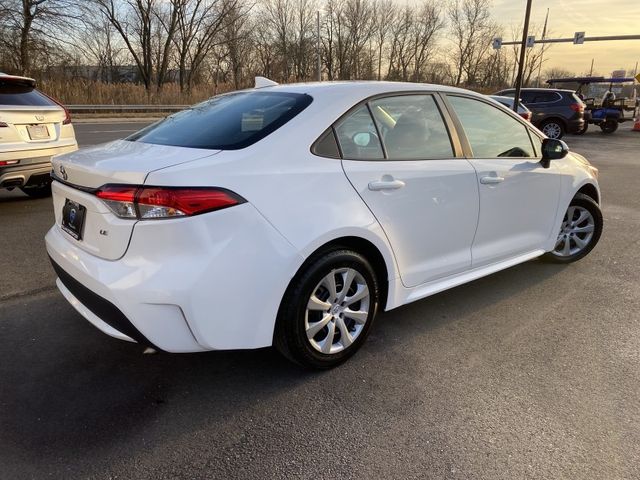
{"left": 0, "top": 0, "right": 79, "bottom": 75}
{"left": 448, "top": 0, "right": 495, "bottom": 86}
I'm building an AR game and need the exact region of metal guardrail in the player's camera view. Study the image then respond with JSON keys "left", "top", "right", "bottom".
{"left": 67, "top": 105, "right": 188, "bottom": 113}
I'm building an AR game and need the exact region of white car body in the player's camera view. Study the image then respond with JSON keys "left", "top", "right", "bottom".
{"left": 0, "top": 73, "right": 77, "bottom": 190}
{"left": 45, "top": 81, "right": 600, "bottom": 354}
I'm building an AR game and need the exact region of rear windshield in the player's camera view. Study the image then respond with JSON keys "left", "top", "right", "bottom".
{"left": 128, "top": 91, "right": 313, "bottom": 150}
{"left": 0, "top": 82, "right": 56, "bottom": 106}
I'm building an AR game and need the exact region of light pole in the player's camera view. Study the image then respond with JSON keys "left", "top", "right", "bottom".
{"left": 513, "top": 0, "right": 533, "bottom": 112}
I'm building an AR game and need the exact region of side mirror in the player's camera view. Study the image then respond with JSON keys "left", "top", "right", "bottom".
{"left": 353, "top": 132, "right": 373, "bottom": 147}
{"left": 540, "top": 138, "right": 569, "bottom": 168}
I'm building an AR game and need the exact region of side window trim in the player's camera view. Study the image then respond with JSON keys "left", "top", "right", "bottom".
{"left": 442, "top": 93, "right": 538, "bottom": 160}
{"left": 366, "top": 102, "right": 388, "bottom": 159}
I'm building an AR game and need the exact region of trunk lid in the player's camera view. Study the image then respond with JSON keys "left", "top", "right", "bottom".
{"left": 51, "top": 140, "right": 220, "bottom": 260}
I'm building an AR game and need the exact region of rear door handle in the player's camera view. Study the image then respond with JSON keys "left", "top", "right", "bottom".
{"left": 368, "top": 178, "right": 406, "bottom": 191}
{"left": 480, "top": 176, "right": 505, "bottom": 185}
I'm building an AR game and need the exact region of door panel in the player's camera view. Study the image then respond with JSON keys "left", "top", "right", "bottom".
{"left": 469, "top": 159, "right": 560, "bottom": 266}
{"left": 343, "top": 159, "right": 479, "bottom": 287}
{"left": 445, "top": 94, "right": 561, "bottom": 266}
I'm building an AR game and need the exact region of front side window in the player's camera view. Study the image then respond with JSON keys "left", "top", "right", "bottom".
{"left": 369, "top": 95, "right": 454, "bottom": 160}
{"left": 334, "top": 105, "right": 384, "bottom": 160}
{"left": 128, "top": 91, "right": 312, "bottom": 150}
{"left": 448, "top": 95, "right": 536, "bottom": 158}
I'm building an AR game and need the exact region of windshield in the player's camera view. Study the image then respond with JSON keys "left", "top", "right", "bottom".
{"left": 128, "top": 91, "right": 312, "bottom": 150}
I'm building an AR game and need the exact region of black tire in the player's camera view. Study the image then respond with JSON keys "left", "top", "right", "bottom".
{"left": 19, "top": 182, "right": 52, "bottom": 198}
{"left": 599, "top": 119, "right": 618, "bottom": 134}
{"left": 274, "top": 249, "right": 379, "bottom": 369}
{"left": 541, "top": 193, "right": 603, "bottom": 264}
{"left": 575, "top": 122, "right": 588, "bottom": 135}
{"left": 540, "top": 119, "right": 565, "bottom": 139}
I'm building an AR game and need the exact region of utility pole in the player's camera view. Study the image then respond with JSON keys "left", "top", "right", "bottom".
{"left": 513, "top": 0, "right": 533, "bottom": 112}
{"left": 536, "top": 8, "right": 549, "bottom": 87}
{"left": 317, "top": 11, "right": 322, "bottom": 82}
{"left": 589, "top": 58, "right": 594, "bottom": 76}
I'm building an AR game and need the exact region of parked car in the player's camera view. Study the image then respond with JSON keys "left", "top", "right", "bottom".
{"left": 493, "top": 87, "right": 585, "bottom": 139}
{"left": 488, "top": 95, "right": 532, "bottom": 121}
{"left": 0, "top": 73, "right": 77, "bottom": 197}
{"left": 46, "top": 81, "right": 602, "bottom": 369}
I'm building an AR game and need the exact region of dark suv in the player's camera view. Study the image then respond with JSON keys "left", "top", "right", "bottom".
{"left": 493, "top": 88, "right": 585, "bottom": 139}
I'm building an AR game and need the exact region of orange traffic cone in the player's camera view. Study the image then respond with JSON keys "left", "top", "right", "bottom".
{"left": 633, "top": 117, "right": 640, "bottom": 132}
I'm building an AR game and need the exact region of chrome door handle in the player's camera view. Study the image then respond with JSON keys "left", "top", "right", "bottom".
{"left": 480, "top": 176, "right": 505, "bottom": 185}
{"left": 368, "top": 179, "right": 406, "bottom": 191}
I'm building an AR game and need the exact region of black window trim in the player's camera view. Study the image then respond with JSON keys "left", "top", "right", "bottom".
{"left": 310, "top": 90, "right": 465, "bottom": 162}
{"left": 440, "top": 93, "right": 542, "bottom": 160}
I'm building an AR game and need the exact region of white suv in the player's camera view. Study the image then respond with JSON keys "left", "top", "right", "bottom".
{"left": 0, "top": 73, "right": 77, "bottom": 197}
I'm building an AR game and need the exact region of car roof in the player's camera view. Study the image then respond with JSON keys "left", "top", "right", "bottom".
{"left": 254, "top": 80, "right": 482, "bottom": 100}
{"left": 500, "top": 87, "right": 575, "bottom": 94}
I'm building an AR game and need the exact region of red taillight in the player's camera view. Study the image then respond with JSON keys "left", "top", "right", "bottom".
{"left": 519, "top": 112, "right": 532, "bottom": 121}
{"left": 569, "top": 103, "right": 584, "bottom": 113}
{"left": 0, "top": 160, "right": 19, "bottom": 166}
{"left": 95, "top": 185, "right": 245, "bottom": 219}
{"left": 41, "top": 92, "right": 72, "bottom": 125}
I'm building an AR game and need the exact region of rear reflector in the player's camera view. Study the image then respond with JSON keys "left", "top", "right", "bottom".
{"left": 95, "top": 185, "right": 245, "bottom": 219}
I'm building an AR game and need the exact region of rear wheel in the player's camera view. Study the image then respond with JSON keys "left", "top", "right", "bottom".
{"left": 274, "top": 249, "right": 379, "bottom": 369}
{"left": 600, "top": 119, "right": 618, "bottom": 134}
{"left": 541, "top": 120, "right": 564, "bottom": 139}
{"left": 542, "top": 193, "right": 602, "bottom": 263}
{"left": 575, "top": 122, "right": 588, "bottom": 135}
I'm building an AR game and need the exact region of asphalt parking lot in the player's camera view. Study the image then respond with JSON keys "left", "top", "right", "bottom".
{"left": 1, "top": 123, "right": 639, "bottom": 479}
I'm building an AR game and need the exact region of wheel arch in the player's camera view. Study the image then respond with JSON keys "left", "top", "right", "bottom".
{"left": 539, "top": 116, "right": 567, "bottom": 130}
{"left": 294, "top": 235, "right": 392, "bottom": 312}
{"left": 576, "top": 182, "right": 599, "bottom": 204}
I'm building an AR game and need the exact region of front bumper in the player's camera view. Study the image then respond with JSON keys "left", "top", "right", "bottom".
{"left": 45, "top": 202, "right": 302, "bottom": 352}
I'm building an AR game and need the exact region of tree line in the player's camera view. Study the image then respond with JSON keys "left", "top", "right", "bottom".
{"left": 0, "top": 0, "right": 557, "bottom": 93}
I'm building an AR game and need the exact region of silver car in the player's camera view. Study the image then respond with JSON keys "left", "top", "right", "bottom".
{"left": 0, "top": 73, "right": 77, "bottom": 197}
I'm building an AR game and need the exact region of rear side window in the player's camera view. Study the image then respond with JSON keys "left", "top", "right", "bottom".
{"left": 369, "top": 95, "right": 453, "bottom": 159}
{"left": 128, "top": 91, "right": 312, "bottom": 150}
{"left": 0, "top": 83, "right": 56, "bottom": 106}
{"left": 448, "top": 95, "right": 535, "bottom": 158}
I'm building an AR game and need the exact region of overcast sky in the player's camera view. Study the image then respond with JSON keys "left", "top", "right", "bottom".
{"left": 491, "top": 0, "right": 640, "bottom": 76}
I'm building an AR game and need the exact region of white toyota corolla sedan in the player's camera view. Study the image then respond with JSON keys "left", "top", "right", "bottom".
{"left": 45, "top": 80, "right": 602, "bottom": 368}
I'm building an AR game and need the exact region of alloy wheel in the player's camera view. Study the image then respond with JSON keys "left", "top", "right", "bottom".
{"left": 305, "top": 268, "right": 370, "bottom": 354}
{"left": 553, "top": 206, "right": 595, "bottom": 257}
{"left": 542, "top": 122, "right": 562, "bottom": 139}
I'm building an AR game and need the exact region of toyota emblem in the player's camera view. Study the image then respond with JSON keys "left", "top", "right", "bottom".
{"left": 59, "top": 164, "right": 68, "bottom": 181}
{"left": 35, "top": 115, "right": 44, "bottom": 122}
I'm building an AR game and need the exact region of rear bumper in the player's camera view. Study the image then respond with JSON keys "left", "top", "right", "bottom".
{"left": 45, "top": 202, "right": 302, "bottom": 352}
{"left": 0, "top": 143, "right": 77, "bottom": 188}
{"left": 0, "top": 162, "right": 51, "bottom": 188}
{"left": 565, "top": 118, "right": 585, "bottom": 134}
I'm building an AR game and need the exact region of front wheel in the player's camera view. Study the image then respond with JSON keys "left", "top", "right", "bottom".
{"left": 274, "top": 249, "right": 379, "bottom": 369}
{"left": 542, "top": 193, "right": 603, "bottom": 263}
